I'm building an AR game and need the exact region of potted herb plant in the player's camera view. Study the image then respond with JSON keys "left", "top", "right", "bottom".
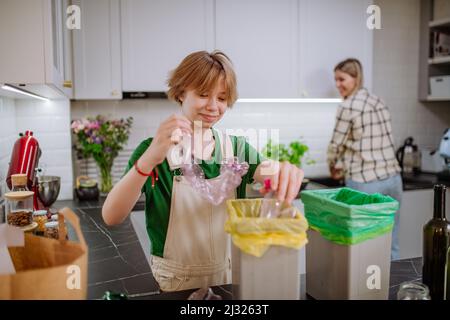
{"left": 262, "top": 139, "right": 314, "bottom": 190}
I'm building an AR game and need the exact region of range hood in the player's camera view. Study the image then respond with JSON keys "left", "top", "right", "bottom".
{"left": 122, "top": 91, "right": 168, "bottom": 99}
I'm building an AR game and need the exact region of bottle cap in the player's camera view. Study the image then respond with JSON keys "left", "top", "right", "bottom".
{"left": 264, "top": 178, "right": 271, "bottom": 190}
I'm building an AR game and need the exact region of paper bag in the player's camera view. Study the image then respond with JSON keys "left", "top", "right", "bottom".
{"left": 0, "top": 207, "right": 88, "bottom": 299}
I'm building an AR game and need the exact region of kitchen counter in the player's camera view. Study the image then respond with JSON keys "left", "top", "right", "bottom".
{"left": 52, "top": 197, "right": 423, "bottom": 300}
{"left": 309, "top": 171, "right": 450, "bottom": 191}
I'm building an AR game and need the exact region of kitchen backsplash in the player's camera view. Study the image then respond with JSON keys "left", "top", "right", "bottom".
{"left": 71, "top": 99, "right": 338, "bottom": 182}
{"left": 0, "top": 96, "right": 73, "bottom": 200}
{"left": 0, "top": 96, "right": 16, "bottom": 200}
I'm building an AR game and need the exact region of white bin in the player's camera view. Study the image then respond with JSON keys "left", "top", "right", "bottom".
{"left": 306, "top": 229, "right": 392, "bottom": 300}
{"left": 232, "top": 244, "right": 301, "bottom": 300}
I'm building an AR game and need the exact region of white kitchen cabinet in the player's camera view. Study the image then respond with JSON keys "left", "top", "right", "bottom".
{"left": 398, "top": 188, "right": 450, "bottom": 260}
{"left": 72, "top": 0, "right": 122, "bottom": 99}
{"left": 298, "top": 0, "right": 373, "bottom": 98}
{"left": 120, "top": 0, "right": 214, "bottom": 92}
{"left": 215, "top": 0, "right": 299, "bottom": 98}
{"left": 0, "top": 0, "right": 72, "bottom": 99}
{"left": 398, "top": 189, "right": 433, "bottom": 260}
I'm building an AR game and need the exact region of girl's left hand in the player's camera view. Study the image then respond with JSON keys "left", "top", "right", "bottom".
{"left": 259, "top": 161, "right": 304, "bottom": 205}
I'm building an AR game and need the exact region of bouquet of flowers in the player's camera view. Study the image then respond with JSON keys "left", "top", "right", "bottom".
{"left": 71, "top": 115, "right": 133, "bottom": 194}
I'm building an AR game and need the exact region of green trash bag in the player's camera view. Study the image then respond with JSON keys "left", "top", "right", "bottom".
{"left": 301, "top": 187, "right": 399, "bottom": 245}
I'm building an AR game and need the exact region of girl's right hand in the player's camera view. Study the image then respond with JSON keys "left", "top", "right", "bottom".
{"left": 141, "top": 114, "right": 193, "bottom": 167}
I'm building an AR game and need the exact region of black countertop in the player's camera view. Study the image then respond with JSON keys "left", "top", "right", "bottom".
{"left": 309, "top": 171, "right": 450, "bottom": 191}
{"left": 53, "top": 198, "right": 423, "bottom": 300}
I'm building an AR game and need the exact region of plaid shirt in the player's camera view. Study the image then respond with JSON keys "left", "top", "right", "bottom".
{"left": 327, "top": 88, "right": 401, "bottom": 183}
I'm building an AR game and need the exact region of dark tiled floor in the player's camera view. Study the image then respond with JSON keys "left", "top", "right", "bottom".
{"left": 388, "top": 258, "right": 422, "bottom": 300}
{"left": 54, "top": 199, "right": 423, "bottom": 300}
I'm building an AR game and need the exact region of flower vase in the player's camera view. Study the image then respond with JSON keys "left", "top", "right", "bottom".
{"left": 97, "top": 163, "right": 113, "bottom": 197}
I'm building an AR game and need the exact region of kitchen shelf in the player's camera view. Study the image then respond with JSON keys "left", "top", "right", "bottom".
{"left": 425, "top": 95, "right": 450, "bottom": 101}
{"left": 419, "top": 1, "right": 450, "bottom": 101}
{"left": 428, "top": 56, "right": 450, "bottom": 64}
{"left": 429, "top": 17, "right": 450, "bottom": 29}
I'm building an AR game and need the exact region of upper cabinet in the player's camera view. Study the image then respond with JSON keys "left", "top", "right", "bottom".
{"left": 120, "top": 0, "right": 214, "bottom": 92}
{"left": 215, "top": 0, "right": 299, "bottom": 98}
{"left": 68, "top": 0, "right": 374, "bottom": 99}
{"left": 0, "top": 0, "right": 72, "bottom": 99}
{"left": 298, "top": 0, "right": 373, "bottom": 98}
{"left": 72, "top": 0, "right": 122, "bottom": 99}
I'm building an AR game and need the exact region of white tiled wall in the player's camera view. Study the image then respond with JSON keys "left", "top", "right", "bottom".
{"left": 14, "top": 99, "right": 73, "bottom": 200}
{"left": 71, "top": 99, "right": 338, "bottom": 179}
{"left": 0, "top": 96, "right": 17, "bottom": 200}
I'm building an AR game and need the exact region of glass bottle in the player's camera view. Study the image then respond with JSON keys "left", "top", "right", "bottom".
{"left": 422, "top": 184, "right": 450, "bottom": 300}
{"left": 446, "top": 246, "right": 450, "bottom": 300}
{"left": 397, "top": 281, "right": 430, "bottom": 300}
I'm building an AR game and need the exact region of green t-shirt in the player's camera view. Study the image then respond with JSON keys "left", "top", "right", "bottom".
{"left": 124, "top": 129, "right": 263, "bottom": 257}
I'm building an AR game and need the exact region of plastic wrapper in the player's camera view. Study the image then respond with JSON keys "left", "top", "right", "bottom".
{"left": 301, "top": 187, "right": 399, "bottom": 245}
{"left": 225, "top": 199, "right": 309, "bottom": 257}
{"left": 181, "top": 156, "right": 249, "bottom": 205}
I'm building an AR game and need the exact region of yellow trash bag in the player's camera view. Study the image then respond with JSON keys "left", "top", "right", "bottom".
{"left": 224, "top": 199, "right": 309, "bottom": 257}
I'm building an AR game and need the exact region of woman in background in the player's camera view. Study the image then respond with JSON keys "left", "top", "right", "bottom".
{"left": 327, "top": 58, "right": 402, "bottom": 260}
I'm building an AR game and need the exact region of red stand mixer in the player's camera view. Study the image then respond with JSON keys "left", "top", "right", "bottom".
{"left": 6, "top": 130, "right": 44, "bottom": 211}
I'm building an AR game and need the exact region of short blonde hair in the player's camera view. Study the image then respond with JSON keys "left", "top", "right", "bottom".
{"left": 167, "top": 50, "right": 238, "bottom": 107}
{"left": 334, "top": 58, "right": 364, "bottom": 94}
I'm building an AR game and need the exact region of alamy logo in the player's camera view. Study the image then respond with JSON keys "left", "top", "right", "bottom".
{"left": 66, "top": 265, "right": 81, "bottom": 290}
{"left": 366, "top": 5, "right": 381, "bottom": 30}
{"left": 366, "top": 265, "right": 381, "bottom": 290}
{"left": 66, "top": 5, "right": 81, "bottom": 30}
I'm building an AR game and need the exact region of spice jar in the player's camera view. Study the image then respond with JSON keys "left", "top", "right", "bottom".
{"left": 33, "top": 210, "right": 48, "bottom": 235}
{"left": 44, "top": 221, "right": 59, "bottom": 239}
{"left": 46, "top": 215, "right": 69, "bottom": 239}
{"left": 5, "top": 191, "right": 34, "bottom": 227}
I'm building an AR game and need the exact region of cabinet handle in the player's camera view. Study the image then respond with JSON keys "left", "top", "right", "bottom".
{"left": 63, "top": 80, "right": 73, "bottom": 88}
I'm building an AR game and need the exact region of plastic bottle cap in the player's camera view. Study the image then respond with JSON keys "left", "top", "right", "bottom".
{"left": 264, "top": 178, "right": 271, "bottom": 190}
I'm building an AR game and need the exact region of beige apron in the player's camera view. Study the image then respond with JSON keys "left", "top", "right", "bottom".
{"left": 150, "top": 132, "right": 236, "bottom": 292}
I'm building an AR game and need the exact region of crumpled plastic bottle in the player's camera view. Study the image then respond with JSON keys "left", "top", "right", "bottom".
{"left": 181, "top": 156, "right": 249, "bottom": 205}
{"left": 259, "top": 179, "right": 298, "bottom": 219}
{"left": 259, "top": 179, "right": 282, "bottom": 218}
{"left": 187, "top": 287, "right": 222, "bottom": 300}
